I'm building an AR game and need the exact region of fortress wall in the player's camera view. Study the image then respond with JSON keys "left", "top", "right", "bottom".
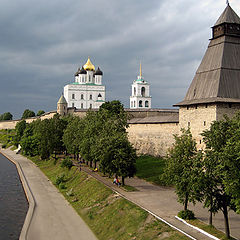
{"left": 216, "top": 103, "right": 240, "bottom": 120}
{"left": 179, "top": 104, "right": 217, "bottom": 149}
{"left": 127, "top": 122, "right": 179, "bottom": 157}
{"left": 0, "top": 120, "right": 18, "bottom": 129}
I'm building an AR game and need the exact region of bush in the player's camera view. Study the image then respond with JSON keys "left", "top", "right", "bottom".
{"left": 55, "top": 174, "right": 65, "bottom": 186}
{"left": 2, "top": 144, "right": 6, "bottom": 148}
{"left": 61, "top": 157, "right": 73, "bottom": 170}
{"left": 178, "top": 210, "right": 195, "bottom": 220}
{"left": 59, "top": 183, "right": 67, "bottom": 189}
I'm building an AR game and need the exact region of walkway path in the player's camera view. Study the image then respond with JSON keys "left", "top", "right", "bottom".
{"left": 0, "top": 147, "right": 97, "bottom": 240}
{"left": 82, "top": 166, "right": 240, "bottom": 240}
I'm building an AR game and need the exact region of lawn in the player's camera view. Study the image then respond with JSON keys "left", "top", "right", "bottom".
{"left": 31, "top": 156, "right": 189, "bottom": 240}
{"left": 136, "top": 155, "right": 167, "bottom": 185}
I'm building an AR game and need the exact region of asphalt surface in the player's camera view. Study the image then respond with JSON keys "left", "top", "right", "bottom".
{"left": 0, "top": 147, "right": 97, "bottom": 240}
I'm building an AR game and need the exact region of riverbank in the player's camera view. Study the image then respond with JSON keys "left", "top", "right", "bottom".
{"left": 0, "top": 147, "right": 97, "bottom": 240}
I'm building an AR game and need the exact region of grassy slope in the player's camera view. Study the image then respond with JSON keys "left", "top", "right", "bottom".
{"left": 136, "top": 155, "right": 167, "bottom": 185}
{"left": 32, "top": 157, "right": 188, "bottom": 240}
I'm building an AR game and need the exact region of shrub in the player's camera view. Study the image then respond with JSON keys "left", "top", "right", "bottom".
{"left": 2, "top": 144, "right": 6, "bottom": 148}
{"left": 59, "top": 183, "right": 67, "bottom": 190}
{"left": 55, "top": 174, "right": 65, "bottom": 186}
{"left": 61, "top": 157, "right": 73, "bottom": 170}
{"left": 178, "top": 210, "right": 195, "bottom": 220}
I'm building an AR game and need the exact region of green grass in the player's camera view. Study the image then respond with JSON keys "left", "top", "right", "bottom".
{"left": 0, "top": 129, "right": 15, "bottom": 148}
{"left": 31, "top": 156, "right": 189, "bottom": 240}
{"left": 187, "top": 219, "right": 236, "bottom": 240}
{"left": 121, "top": 184, "right": 138, "bottom": 192}
{"left": 136, "top": 155, "right": 168, "bottom": 186}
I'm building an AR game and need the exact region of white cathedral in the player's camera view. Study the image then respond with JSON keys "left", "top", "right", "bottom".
{"left": 130, "top": 63, "right": 151, "bottom": 109}
{"left": 63, "top": 57, "right": 106, "bottom": 109}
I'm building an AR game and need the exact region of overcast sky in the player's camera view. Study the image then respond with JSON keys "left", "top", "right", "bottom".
{"left": 0, "top": 0, "right": 240, "bottom": 119}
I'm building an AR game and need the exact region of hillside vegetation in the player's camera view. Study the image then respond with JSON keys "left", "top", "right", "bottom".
{"left": 32, "top": 156, "right": 188, "bottom": 240}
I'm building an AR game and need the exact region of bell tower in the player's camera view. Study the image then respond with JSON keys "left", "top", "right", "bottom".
{"left": 130, "top": 62, "right": 151, "bottom": 109}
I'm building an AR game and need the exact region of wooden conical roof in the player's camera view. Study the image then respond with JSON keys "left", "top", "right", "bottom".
{"left": 175, "top": 5, "right": 240, "bottom": 106}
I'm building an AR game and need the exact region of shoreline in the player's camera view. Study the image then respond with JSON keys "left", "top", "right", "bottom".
{"left": 0, "top": 147, "right": 97, "bottom": 240}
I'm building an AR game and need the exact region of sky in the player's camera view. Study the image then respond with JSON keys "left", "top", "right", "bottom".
{"left": 0, "top": 0, "right": 240, "bottom": 119}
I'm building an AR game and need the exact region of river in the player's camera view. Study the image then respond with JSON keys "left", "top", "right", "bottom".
{"left": 0, "top": 153, "right": 28, "bottom": 240}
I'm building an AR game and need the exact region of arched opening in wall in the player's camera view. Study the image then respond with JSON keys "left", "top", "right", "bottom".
{"left": 81, "top": 103, "right": 83, "bottom": 109}
{"left": 90, "top": 104, "right": 92, "bottom": 109}
{"left": 72, "top": 103, "right": 74, "bottom": 108}
{"left": 134, "top": 101, "right": 136, "bottom": 107}
{"left": 131, "top": 102, "right": 133, "bottom": 108}
{"left": 90, "top": 94, "right": 92, "bottom": 100}
{"left": 145, "top": 101, "right": 149, "bottom": 107}
{"left": 98, "top": 93, "right": 102, "bottom": 98}
{"left": 134, "top": 87, "right": 136, "bottom": 96}
{"left": 139, "top": 100, "right": 143, "bottom": 107}
{"left": 141, "top": 87, "right": 145, "bottom": 97}
{"left": 81, "top": 94, "right": 84, "bottom": 99}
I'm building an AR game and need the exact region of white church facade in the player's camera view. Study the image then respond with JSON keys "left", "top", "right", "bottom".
{"left": 64, "top": 57, "right": 106, "bottom": 109}
{"left": 130, "top": 63, "right": 151, "bottom": 109}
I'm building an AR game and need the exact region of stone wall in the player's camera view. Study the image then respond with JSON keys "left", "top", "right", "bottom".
{"left": 179, "top": 104, "right": 217, "bottom": 149}
{"left": 216, "top": 103, "right": 240, "bottom": 120}
{"left": 127, "top": 122, "right": 179, "bottom": 156}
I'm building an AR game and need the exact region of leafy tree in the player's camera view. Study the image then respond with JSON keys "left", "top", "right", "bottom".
{"left": 0, "top": 112, "right": 13, "bottom": 120}
{"left": 14, "top": 120, "right": 27, "bottom": 146}
{"left": 37, "top": 110, "right": 45, "bottom": 116}
{"left": 163, "top": 128, "right": 203, "bottom": 211}
{"left": 201, "top": 116, "right": 238, "bottom": 239}
{"left": 22, "top": 109, "right": 35, "bottom": 119}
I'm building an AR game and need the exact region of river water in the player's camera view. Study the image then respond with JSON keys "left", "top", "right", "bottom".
{"left": 0, "top": 153, "right": 28, "bottom": 240}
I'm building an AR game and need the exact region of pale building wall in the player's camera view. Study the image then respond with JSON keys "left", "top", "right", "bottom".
{"left": 179, "top": 104, "right": 217, "bottom": 149}
{"left": 127, "top": 122, "right": 179, "bottom": 156}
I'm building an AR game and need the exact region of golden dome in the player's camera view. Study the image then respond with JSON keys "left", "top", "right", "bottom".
{"left": 83, "top": 57, "right": 95, "bottom": 71}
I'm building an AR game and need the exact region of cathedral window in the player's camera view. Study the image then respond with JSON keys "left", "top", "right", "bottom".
{"left": 81, "top": 94, "right": 84, "bottom": 99}
{"left": 90, "top": 94, "right": 92, "bottom": 100}
{"left": 139, "top": 100, "right": 143, "bottom": 107}
{"left": 134, "top": 87, "right": 136, "bottom": 96}
{"left": 141, "top": 87, "right": 145, "bottom": 97}
{"left": 90, "top": 104, "right": 92, "bottom": 109}
{"left": 145, "top": 101, "right": 149, "bottom": 107}
{"left": 81, "top": 103, "right": 83, "bottom": 108}
{"left": 72, "top": 103, "right": 74, "bottom": 107}
{"left": 134, "top": 101, "right": 136, "bottom": 107}
{"left": 72, "top": 94, "right": 75, "bottom": 99}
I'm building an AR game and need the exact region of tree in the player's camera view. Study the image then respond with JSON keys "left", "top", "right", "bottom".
{"left": 0, "top": 112, "right": 13, "bottom": 120}
{"left": 14, "top": 120, "right": 27, "bottom": 146}
{"left": 163, "top": 129, "right": 203, "bottom": 211}
{"left": 22, "top": 109, "right": 35, "bottom": 119}
{"left": 201, "top": 116, "right": 237, "bottom": 239}
{"left": 37, "top": 110, "right": 45, "bottom": 116}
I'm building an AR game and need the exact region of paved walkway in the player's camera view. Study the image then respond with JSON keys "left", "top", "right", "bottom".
{"left": 82, "top": 166, "right": 240, "bottom": 240}
{"left": 0, "top": 147, "right": 97, "bottom": 240}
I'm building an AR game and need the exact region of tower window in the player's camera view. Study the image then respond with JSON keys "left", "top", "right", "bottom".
{"left": 134, "top": 87, "right": 136, "bottom": 96}
{"left": 188, "top": 122, "right": 190, "bottom": 127}
{"left": 141, "top": 87, "right": 146, "bottom": 97}
{"left": 134, "top": 101, "right": 136, "bottom": 107}
{"left": 90, "top": 94, "right": 92, "bottom": 100}
{"left": 81, "top": 94, "right": 84, "bottom": 99}
{"left": 72, "top": 94, "right": 75, "bottom": 99}
{"left": 81, "top": 103, "right": 83, "bottom": 109}
{"left": 139, "top": 100, "right": 143, "bottom": 107}
{"left": 98, "top": 93, "right": 102, "bottom": 98}
{"left": 204, "top": 121, "right": 206, "bottom": 126}
{"left": 72, "top": 103, "right": 74, "bottom": 107}
{"left": 90, "top": 104, "right": 92, "bottom": 109}
{"left": 145, "top": 101, "right": 149, "bottom": 107}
